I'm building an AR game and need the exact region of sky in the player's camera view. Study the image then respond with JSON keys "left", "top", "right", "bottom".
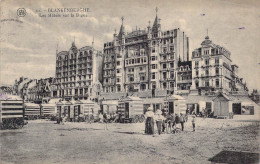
{"left": 0, "top": 0, "right": 259, "bottom": 92}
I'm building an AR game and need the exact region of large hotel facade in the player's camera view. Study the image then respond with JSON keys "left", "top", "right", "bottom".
{"left": 54, "top": 42, "right": 103, "bottom": 100}
{"left": 103, "top": 12, "right": 189, "bottom": 93}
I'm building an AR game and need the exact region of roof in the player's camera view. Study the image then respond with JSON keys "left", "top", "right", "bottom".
{"left": 213, "top": 92, "right": 231, "bottom": 101}
{"left": 164, "top": 95, "right": 185, "bottom": 101}
{"left": 131, "top": 91, "right": 151, "bottom": 98}
{"left": 0, "top": 94, "right": 22, "bottom": 101}
{"left": 99, "top": 92, "right": 127, "bottom": 100}
{"left": 41, "top": 103, "right": 56, "bottom": 107}
{"left": 57, "top": 51, "right": 69, "bottom": 56}
{"left": 229, "top": 95, "right": 256, "bottom": 103}
{"left": 120, "top": 96, "right": 143, "bottom": 102}
{"left": 101, "top": 100, "right": 119, "bottom": 105}
{"left": 152, "top": 15, "right": 160, "bottom": 33}
{"left": 183, "top": 95, "right": 214, "bottom": 104}
{"left": 142, "top": 98, "right": 164, "bottom": 104}
{"left": 25, "top": 103, "right": 40, "bottom": 107}
{"left": 48, "top": 98, "right": 61, "bottom": 104}
{"left": 81, "top": 99, "right": 94, "bottom": 104}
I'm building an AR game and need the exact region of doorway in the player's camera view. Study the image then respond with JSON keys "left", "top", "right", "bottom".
{"left": 169, "top": 102, "right": 174, "bottom": 114}
{"left": 125, "top": 103, "right": 129, "bottom": 119}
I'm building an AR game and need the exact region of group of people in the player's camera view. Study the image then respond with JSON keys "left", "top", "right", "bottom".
{"left": 145, "top": 107, "right": 196, "bottom": 135}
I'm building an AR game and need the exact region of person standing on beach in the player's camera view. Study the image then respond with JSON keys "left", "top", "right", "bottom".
{"left": 192, "top": 116, "right": 196, "bottom": 132}
{"left": 180, "top": 113, "right": 185, "bottom": 131}
{"left": 145, "top": 107, "right": 155, "bottom": 135}
{"left": 155, "top": 109, "right": 164, "bottom": 135}
{"left": 103, "top": 113, "right": 109, "bottom": 130}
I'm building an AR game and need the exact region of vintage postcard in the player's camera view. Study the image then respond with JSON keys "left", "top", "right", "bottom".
{"left": 0, "top": 0, "right": 260, "bottom": 163}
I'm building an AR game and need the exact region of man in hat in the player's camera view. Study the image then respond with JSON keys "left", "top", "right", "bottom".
{"left": 145, "top": 106, "right": 155, "bottom": 135}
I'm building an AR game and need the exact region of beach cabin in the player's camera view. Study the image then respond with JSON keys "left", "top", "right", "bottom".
{"left": 24, "top": 103, "right": 41, "bottom": 119}
{"left": 118, "top": 96, "right": 145, "bottom": 123}
{"left": 0, "top": 95, "right": 24, "bottom": 129}
{"left": 142, "top": 98, "right": 164, "bottom": 113}
{"left": 56, "top": 100, "right": 74, "bottom": 121}
{"left": 40, "top": 98, "right": 59, "bottom": 118}
{"left": 81, "top": 99, "right": 100, "bottom": 122}
{"left": 213, "top": 93, "right": 232, "bottom": 118}
{"left": 101, "top": 100, "right": 119, "bottom": 114}
{"left": 164, "top": 95, "right": 186, "bottom": 115}
{"left": 71, "top": 99, "right": 83, "bottom": 120}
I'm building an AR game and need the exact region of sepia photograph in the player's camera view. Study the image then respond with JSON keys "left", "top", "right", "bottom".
{"left": 0, "top": 0, "right": 260, "bottom": 163}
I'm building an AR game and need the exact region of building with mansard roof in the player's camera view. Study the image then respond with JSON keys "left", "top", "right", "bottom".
{"left": 191, "top": 35, "right": 248, "bottom": 95}
{"left": 103, "top": 10, "right": 189, "bottom": 93}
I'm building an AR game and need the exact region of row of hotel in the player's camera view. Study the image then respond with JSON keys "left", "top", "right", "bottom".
{"left": 5, "top": 12, "right": 259, "bottom": 108}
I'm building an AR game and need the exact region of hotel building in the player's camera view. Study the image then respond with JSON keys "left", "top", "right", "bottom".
{"left": 55, "top": 42, "right": 103, "bottom": 100}
{"left": 103, "top": 11, "right": 189, "bottom": 93}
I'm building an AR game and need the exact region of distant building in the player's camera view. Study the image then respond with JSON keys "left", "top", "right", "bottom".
{"left": 191, "top": 36, "right": 233, "bottom": 95}
{"left": 231, "top": 64, "right": 248, "bottom": 92}
{"left": 176, "top": 60, "right": 192, "bottom": 95}
{"left": 103, "top": 10, "right": 189, "bottom": 93}
{"left": 249, "top": 89, "right": 260, "bottom": 104}
{"left": 54, "top": 42, "right": 103, "bottom": 100}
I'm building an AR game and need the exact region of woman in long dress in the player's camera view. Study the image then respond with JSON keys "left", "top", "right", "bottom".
{"left": 145, "top": 107, "right": 155, "bottom": 135}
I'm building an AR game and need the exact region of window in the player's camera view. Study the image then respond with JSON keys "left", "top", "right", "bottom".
{"left": 117, "top": 78, "right": 120, "bottom": 82}
{"left": 170, "top": 72, "right": 174, "bottom": 79}
{"left": 151, "top": 56, "right": 156, "bottom": 61}
{"left": 117, "top": 69, "right": 120, "bottom": 73}
{"left": 141, "top": 84, "right": 146, "bottom": 90}
{"left": 170, "top": 38, "right": 173, "bottom": 43}
{"left": 206, "top": 69, "right": 209, "bottom": 76}
{"left": 216, "top": 79, "right": 219, "bottom": 87}
{"left": 152, "top": 48, "right": 155, "bottom": 53}
{"left": 140, "top": 76, "right": 145, "bottom": 81}
{"left": 195, "top": 81, "right": 199, "bottom": 89}
{"left": 129, "top": 76, "right": 134, "bottom": 82}
{"left": 117, "top": 61, "right": 120, "bottom": 66}
{"left": 204, "top": 50, "right": 209, "bottom": 55}
{"left": 170, "top": 63, "right": 174, "bottom": 68}
{"left": 170, "top": 82, "right": 174, "bottom": 88}
{"left": 215, "top": 68, "right": 219, "bottom": 75}
{"left": 195, "top": 61, "right": 199, "bottom": 67}
{"left": 215, "top": 58, "right": 219, "bottom": 64}
{"left": 152, "top": 73, "right": 156, "bottom": 79}
{"left": 163, "top": 72, "right": 167, "bottom": 79}
{"left": 117, "top": 85, "right": 121, "bottom": 92}
{"left": 139, "top": 67, "right": 143, "bottom": 71}
{"left": 152, "top": 64, "right": 157, "bottom": 69}
{"left": 205, "top": 59, "right": 209, "bottom": 65}
{"left": 205, "top": 80, "right": 209, "bottom": 87}
{"left": 163, "top": 64, "right": 167, "bottom": 69}
{"left": 163, "top": 55, "right": 167, "bottom": 60}
{"left": 163, "top": 82, "right": 167, "bottom": 89}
